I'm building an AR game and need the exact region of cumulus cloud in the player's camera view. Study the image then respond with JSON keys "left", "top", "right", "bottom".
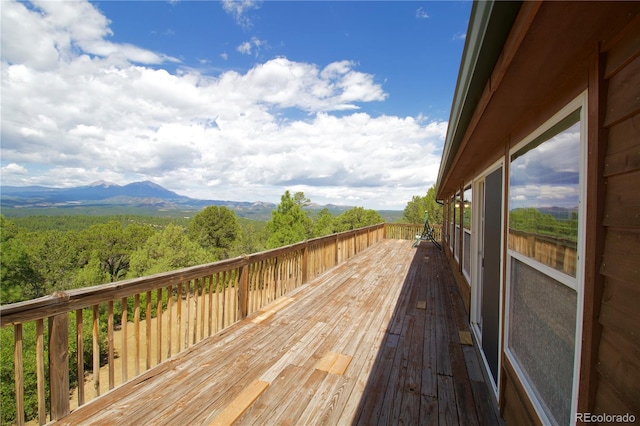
{"left": 1, "top": 0, "right": 445, "bottom": 209}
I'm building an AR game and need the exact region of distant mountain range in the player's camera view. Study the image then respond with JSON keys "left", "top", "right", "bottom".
{"left": 0, "top": 180, "right": 277, "bottom": 212}
{"left": 0, "top": 181, "right": 407, "bottom": 222}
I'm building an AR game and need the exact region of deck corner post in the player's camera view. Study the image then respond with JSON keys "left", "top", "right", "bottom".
{"left": 239, "top": 256, "right": 249, "bottom": 319}
{"left": 48, "top": 313, "right": 70, "bottom": 420}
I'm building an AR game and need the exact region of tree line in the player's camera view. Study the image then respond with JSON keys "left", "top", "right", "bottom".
{"left": 1, "top": 190, "right": 401, "bottom": 305}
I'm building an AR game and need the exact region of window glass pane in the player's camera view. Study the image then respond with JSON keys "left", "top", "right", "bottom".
{"left": 463, "top": 231, "right": 471, "bottom": 277}
{"left": 449, "top": 196, "right": 455, "bottom": 248}
{"left": 463, "top": 187, "right": 472, "bottom": 230}
{"left": 454, "top": 192, "right": 461, "bottom": 227}
{"left": 509, "top": 258, "right": 576, "bottom": 426}
{"left": 509, "top": 111, "right": 580, "bottom": 277}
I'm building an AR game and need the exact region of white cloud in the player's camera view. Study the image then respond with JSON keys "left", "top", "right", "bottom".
{"left": 416, "top": 7, "right": 429, "bottom": 19}
{"left": 1, "top": 163, "right": 28, "bottom": 175}
{"left": 236, "top": 37, "right": 266, "bottom": 56}
{"left": 1, "top": 0, "right": 444, "bottom": 209}
{"left": 237, "top": 41, "right": 252, "bottom": 55}
{"left": 222, "top": 0, "right": 262, "bottom": 28}
{"left": 452, "top": 32, "right": 466, "bottom": 41}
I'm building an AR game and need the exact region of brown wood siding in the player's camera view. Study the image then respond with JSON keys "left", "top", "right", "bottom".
{"left": 595, "top": 25, "right": 640, "bottom": 418}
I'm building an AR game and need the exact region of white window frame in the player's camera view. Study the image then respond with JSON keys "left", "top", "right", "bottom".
{"left": 504, "top": 91, "right": 587, "bottom": 426}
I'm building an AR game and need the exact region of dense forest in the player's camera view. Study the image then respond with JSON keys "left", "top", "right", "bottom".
{"left": 0, "top": 188, "right": 438, "bottom": 424}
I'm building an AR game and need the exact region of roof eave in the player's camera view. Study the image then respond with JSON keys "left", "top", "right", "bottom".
{"left": 435, "top": 0, "right": 521, "bottom": 199}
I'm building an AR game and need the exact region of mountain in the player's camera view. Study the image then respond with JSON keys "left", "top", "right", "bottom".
{"left": 0, "top": 181, "right": 400, "bottom": 220}
{"left": 0, "top": 180, "right": 275, "bottom": 213}
{"left": 2, "top": 180, "right": 186, "bottom": 203}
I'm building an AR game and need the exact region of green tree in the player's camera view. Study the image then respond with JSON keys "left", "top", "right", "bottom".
{"left": 313, "top": 208, "right": 335, "bottom": 237}
{"left": 187, "top": 206, "right": 240, "bottom": 260}
{"left": 71, "top": 252, "right": 111, "bottom": 289}
{"left": 232, "top": 221, "right": 267, "bottom": 257}
{"left": 403, "top": 185, "right": 442, "bottom": 225}
{"left": 129, "top": 224, "right": 215, "bottom": 277}
{"left": 266, "top": 191, "right": 313, "bottom": 249}
{"left": 333, "top": 207, "right": 384, "bottom": 232}
{"left": 82, "top": 221, "right": 154, "bottom": 282}
{"left": 20, "top": 230, "right": 80, "bottom": 297}
{"left": 1, "top": 216, "right": 41, "bottom": 303}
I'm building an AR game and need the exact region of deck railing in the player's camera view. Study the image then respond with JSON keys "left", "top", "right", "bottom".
{"left": 0, "top": 222, "right": 436, "bottom": 425}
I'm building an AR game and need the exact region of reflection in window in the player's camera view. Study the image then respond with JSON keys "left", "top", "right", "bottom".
{"left": 463, "top": 187, "right": 472, "bottom": 230}
{"left": 508, "top": 110, "right": 580, "bottom": 277}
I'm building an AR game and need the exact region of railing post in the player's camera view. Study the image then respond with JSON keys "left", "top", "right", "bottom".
{"left": 48, "top": 313, "right": 70, "bottom": 420}
{"left": 239, "top": 256, "right": 249, "bottom": 319}
{"left": 302, "top": 242, "right": 309, "bottom": 284}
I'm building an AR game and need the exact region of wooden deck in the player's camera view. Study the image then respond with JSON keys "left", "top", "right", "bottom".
{"left": 53, "top": 240, "right": 501, "bottom": 426}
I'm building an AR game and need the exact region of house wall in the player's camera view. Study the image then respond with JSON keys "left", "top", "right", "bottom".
{"left": 439, "top": 4, "right": 640, "bottom": 424}
{"left": 591, "top": 20, "right": 640, "bottom": 418}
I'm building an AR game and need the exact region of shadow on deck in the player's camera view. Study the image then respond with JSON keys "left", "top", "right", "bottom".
{"left": 53, "top": 240, "right": 501, "bottom": 425}
{"left": 352, "top": 242, "right": 501, "bottom": 425}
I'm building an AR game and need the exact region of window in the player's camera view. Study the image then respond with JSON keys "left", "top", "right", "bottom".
{"left": 506, "top": 94, "right": 585, "bottom": 426}
{"left": 454, "top": 192, "right": 461, "bottom": 261}
{"left": 449, "top": 196, "right": 455, "bottom": 251}
{"left": 462, "top": 186, "right": 472, "bottom": 280}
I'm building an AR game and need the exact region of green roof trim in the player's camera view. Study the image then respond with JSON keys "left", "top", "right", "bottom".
{"left": 436, "top": 0, "right": 521, "bottom": 196}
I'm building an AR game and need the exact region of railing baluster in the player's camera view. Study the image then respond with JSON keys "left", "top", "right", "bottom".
{"left": 76, "top": 309, "right": 84, "bottom": 407}
{"left": 134, "top": 294, "right": 140, "bottom": 376}
{"left": 108, "top": 301, "right": 114, "bottom": 390}
{"left": 192, "top": 278, "right": 199, "bottom": 344}
{"left": 121, "top": 297, "right": 128, "bottom": 383}
{"left": 14, "top": 323, "right": 24, "bottom": 426}
{"left": 185, "top": 281, "right": 191, "bottom": 349}
{"left": 92, "top": 305, "right": 100, "bottom": 398}
{"left": 207, "top": 276, "right": 213, "bottom": 336}
{"left": 156, "top": 287, "right": 162, "bottom": 364}
{"left": 145, "top": 291, "right": 151, "bottom": 370}
{"left": 166, "top": 285, "right": 172, "bottom": 359}
{"left": 35, "top": 319, "right": 45, "bottom": 425}
{"left": 176, "top": 282, "right": 182, "bottom": 352}
{"left": 200, "top": 279, "right": 206, "bottom": 340}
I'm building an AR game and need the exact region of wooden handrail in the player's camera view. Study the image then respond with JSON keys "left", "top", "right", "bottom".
{"left": 0, "top": 222, "right": 432, "bottom": 425}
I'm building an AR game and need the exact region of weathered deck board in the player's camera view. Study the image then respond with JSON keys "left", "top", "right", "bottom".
{"left": 53, "top": 240, "right": 500, "bottom": 426}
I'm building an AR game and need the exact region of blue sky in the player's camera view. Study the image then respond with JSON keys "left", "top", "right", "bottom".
{"left": 1, "top": 0, "right": 471, "bottom": 209}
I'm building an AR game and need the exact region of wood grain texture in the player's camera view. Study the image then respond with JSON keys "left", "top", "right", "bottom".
{"left": 50, "top": 241, "right": 499, "bottom": 426}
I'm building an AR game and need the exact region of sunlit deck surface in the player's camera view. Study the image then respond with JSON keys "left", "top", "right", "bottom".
{"left": 54, "top": 240, "right": 501, "bottom": 425}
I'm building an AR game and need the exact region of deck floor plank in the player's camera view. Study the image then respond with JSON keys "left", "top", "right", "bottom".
{"left": 54, "top": 240, "right": 500, "bottom": 426}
